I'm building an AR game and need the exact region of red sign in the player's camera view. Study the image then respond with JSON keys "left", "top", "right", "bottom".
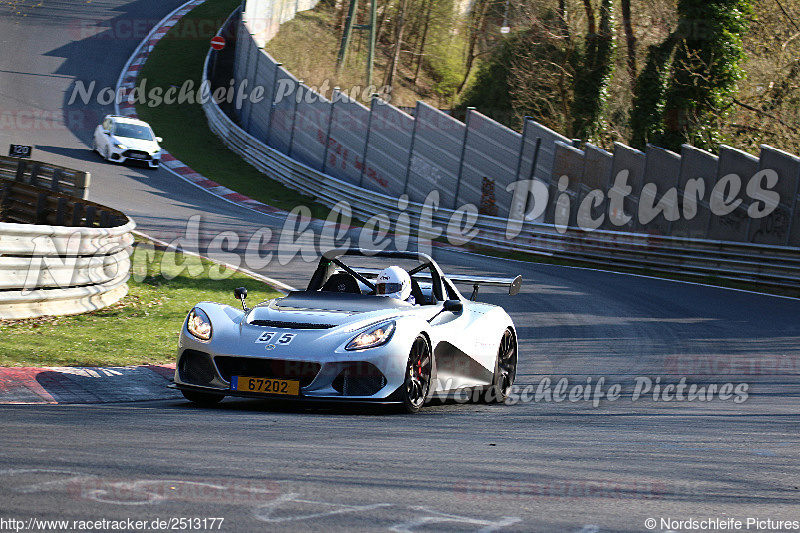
{"left": 210, "top": 36, "right": 225, "bottom": 51}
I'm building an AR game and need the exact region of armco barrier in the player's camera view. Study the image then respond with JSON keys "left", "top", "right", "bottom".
{"left": 229, "top": 0, "right": 800, "bottom": 248}
{"left": 0, "top": 178, "right": 134, "bottom": 320}
{"left": 201, "top": 2, "right": 800, "bottom": 290}
{"left": 202, "top": 50, "right": 800, "bottom": 290}
{"left": 0, "top": 155, "right": 91, "bottom": 200}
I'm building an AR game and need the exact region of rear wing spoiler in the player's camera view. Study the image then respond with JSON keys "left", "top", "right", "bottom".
{"left": 353, "top": 268, "right": 522, "bottom": 301}
{"left": 447, "top": 274, "right": 523, "bottom": 300}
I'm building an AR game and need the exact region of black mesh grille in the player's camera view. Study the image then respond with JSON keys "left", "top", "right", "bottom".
{"left": 122, "top": 150, "right": 151, "bottom": 160}
{"left": 214, "top": 357, "right": 320, "bottom": 387}
{"left": 178, "top": 350, "right": 216, "bottom": 385}
{"left": 249, "top": 320, "right": 337, "bottom": 329}
{"left": 332, "top": 363, "right": 387, "bottom": 396}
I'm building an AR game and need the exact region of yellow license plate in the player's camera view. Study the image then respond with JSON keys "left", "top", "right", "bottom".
{"left": 231, "top": 376, "right": 300, "bottom": 396}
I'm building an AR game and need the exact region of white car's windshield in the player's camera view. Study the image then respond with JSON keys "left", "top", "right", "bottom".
{"left": 113, "top": 123, "right": 153, "bottom": 141}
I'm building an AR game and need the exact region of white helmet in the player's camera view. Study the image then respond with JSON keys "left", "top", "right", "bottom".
{"left": 375, "top": 266, "right": 411, "bottom": 300}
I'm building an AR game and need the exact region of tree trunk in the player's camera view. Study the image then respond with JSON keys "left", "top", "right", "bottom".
{"left": 582, "top": 0, "right": 596, "bottom": 36}
{"left": 414, "top": 0, "right": 433, "bottom": 85}
{"left": 375, "top": 0, "right": 391, "bottom": 47}
{"left": 558, "top": 0, "right": 570, "bottom": 40}
{"left": 621, "top": 0, "right": 637, "bottom": 84}
{"left": 384, "top": 0, "right": 408, "bottom": 89}
{"left": 457, "top": 0, "right": 490, "bottom": 94}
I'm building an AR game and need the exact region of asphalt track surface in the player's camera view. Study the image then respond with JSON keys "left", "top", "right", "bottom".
{"left": 1, "top": 2, "right": 800, "bottom": 532}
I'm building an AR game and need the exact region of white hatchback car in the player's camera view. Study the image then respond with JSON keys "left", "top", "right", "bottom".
{"left": 93, "top": 115, "right": 162, "bottom": 168}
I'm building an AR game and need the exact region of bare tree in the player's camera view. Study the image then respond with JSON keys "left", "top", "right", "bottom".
{"left": 621, "top": 0, "right": 637, "bottom": 84}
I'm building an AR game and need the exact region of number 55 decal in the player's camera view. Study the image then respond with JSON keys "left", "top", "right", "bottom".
{"left": 255, "top": 332, "right": 297, "bottom": 345}
{"left": 277, "top": 333, "right": 296, "bottom": 344}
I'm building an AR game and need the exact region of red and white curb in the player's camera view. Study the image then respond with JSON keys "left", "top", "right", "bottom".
{"left": 0, "top": 365, "right": 181, "bottom": 404}
{"left": 114, "top": 0, "right": 284, "bottom": 219}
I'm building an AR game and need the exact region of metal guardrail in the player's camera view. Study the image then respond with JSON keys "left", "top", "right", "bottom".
{"left": 0, "top": 179, "right": 134, "bottom": 320}
{"left": 0, "top": 155, "right": 91, "bottom": 200}
{"left": 201, "top": 40, "right": 800, "bottom": 292}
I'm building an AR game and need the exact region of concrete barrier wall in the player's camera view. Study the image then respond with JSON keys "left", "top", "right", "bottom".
{"left": 230, "top": 0, "right": 800, "bottom": 248}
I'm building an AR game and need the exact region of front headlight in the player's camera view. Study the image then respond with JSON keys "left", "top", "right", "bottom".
{"left": 115, "top": 143, "right": 126, "bottom": 150}
{"left": 186, "top": 307, "right": 212, "bottom": 341}
{"left": 346, "top": 320, "right": 395, "bottom": 351}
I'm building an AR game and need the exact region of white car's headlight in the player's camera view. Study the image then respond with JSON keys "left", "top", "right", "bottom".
{"left": 115, "top": 143, "right": 126, "bottom": 150}
{"left": 346, "top": 320, "right": 395, "bottom": 351}
{"left": 187, "top": 307, "right": 212, "bottom": 341}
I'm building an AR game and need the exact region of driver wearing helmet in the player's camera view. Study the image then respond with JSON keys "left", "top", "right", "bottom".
{"left": 375, "top": 265, "right": 416, "bottom": 305}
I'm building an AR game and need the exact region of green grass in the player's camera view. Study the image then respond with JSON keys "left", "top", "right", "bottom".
{"left": 135, "top": 0, "right": 330, "bottom": 218}
{"left": 0, "top": 241, "right": 280, "bottom": 367}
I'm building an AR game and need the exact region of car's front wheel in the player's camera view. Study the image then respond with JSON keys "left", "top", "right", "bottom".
{"left": 401, "top": 336, "right": 432, "bottom": 413}
{"left": 484, "top": 328, "right": 517, "bottom": 403}
{"left": 181, "top": 390, "right": 224, "bottom": 407}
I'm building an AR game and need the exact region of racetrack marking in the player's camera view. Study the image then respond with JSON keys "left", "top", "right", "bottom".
{"left": 390, "top": 507, "right": 521, "bottom": 533}
{"left": 0, "top": 468, "right": 98, "bottom": 495}
{"left": 252, "top": 492, "right": 521, "bottom": 531}
{"left": 253, "top": 492, "right": 392, "bottom": 523}
{"left": 1, "top": 469, "right": 280, "bottom": 506}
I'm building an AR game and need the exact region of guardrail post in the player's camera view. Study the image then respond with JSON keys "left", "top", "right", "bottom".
{"left": 28, "top": 163, "right": 41, "bottom": 187}
{"left": 51, "top": 169, "right": 63, "bottom": 193}
{"left": 84, "top": 205, "right": 97, "bottom": 227}
{"left": 786, "top": 167, "right": 800, "bottom": 246}
{"left": 514, "top": 118, "right": 530, "bottom": 182}
{"left": 322, "top": 88, "right": 338, "bottom": 174}
{"left": 71, "top": 203, "right": 84, "bottom": 226}
{"left": 453, "top": 107, "right": 474, "bottom": 210}
{"left": 287, "top": 80, "right": 302, "bottom": 158}
{"left": 358, "top": 94, "right": 378, "bottom": 187}
{"left": 74, "top": 172, "right": 90, "bottom": 200}
{"left": 244, "top": 48, "right": 261, "bottom": 132}
{"left": 35, "top": 193, "right": 48, "bottom": 224}
{"left": 15, "top": 160, "right": 26, "bottom": 182}
{"left": 56, "top": 197, "right": 68, "bottom": 226}
{"left": 529, "top": 136, "right": 541, "bottom": 181}
{"left": 402, "top": 101, "right": 421, "bottom": 196}
{"left": 265, "top": 62, "right": 282, "bottom": 145}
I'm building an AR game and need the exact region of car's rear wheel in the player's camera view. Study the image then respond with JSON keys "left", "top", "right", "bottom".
{"left": 401, "top": 336, "right": 432, "bottom": 413}
{"left": 484, "top": 328, "right": 517, "bottom": 403}
{"left": 181, "top": 390, "right": 224, "bottom": 407}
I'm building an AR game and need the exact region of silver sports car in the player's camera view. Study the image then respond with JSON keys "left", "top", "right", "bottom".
{"left": 173, "top": 249, "right": 521, "bottom": 413}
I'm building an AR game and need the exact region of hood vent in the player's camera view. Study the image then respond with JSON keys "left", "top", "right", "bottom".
{"left": 249, "top": 320, "right": 337, "bottom": 329}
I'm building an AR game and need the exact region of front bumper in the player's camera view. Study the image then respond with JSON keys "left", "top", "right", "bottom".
{"left": 108, "top": 147, "right": 160, "bottom": 167}
{"left": 173, "top": 347, "right": 405, "bottom": 402}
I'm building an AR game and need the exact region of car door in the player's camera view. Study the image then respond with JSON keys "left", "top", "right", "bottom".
{"left": 96, "top": 118, "right": 111, "bottom": 153}
{"left": 428, "top": 295, "right": 495, "bottom": 393}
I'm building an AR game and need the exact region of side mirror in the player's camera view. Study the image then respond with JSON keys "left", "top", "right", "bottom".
{"left": 443, "top": 299, "right": 463, "bottom": 313}
{"left": 155, "top": 137, "right": 163, "bottom": 143}
{"left": 234, "top": 287, "right": 248, "bottom": 311}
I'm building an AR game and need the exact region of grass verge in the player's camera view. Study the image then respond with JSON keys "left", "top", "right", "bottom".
{"left": 0, "top": 238, "right": 280, "bottom": 367}
{"left": 135, "top": 0, "right": 330, "bottom": 219}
